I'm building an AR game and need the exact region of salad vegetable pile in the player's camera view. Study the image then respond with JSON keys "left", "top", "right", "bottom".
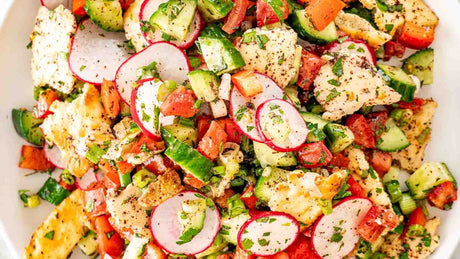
{"left": 14, "top": 0, "right": 456, "bottom": 258}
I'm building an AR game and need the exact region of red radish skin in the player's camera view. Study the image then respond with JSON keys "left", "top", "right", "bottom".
{"left": 131, "top": 78, "right": 173, "bottom": 140}
{"left": 150, "top": 191, "right": 221, "bottom": 255}
{"left": 139, "top": 0, "right": 203, "bottom": 49}
{"left": 40, "top": 0, "right": 71, "bottom": 9}
{"left": 115, "top": 42, "right": 191, "bottom": 105}
{"left": 75, "top": 167, "right": 98, "bottom": 190}
{"left": 256, "top": 99, "right": 308, "bottom": 152}
{"left": 69, "top": 19, "right": 131, "bottom": 85}
{"left": 229, "top": 73, "right": 293, "bottom": 143}
{"left": 311, "top": 197, "right": 373, "bottom": 259}
{"left": 324, "top": 39, "right": 376, "bottom": 65}
{"left": 237, "top": 211, "right": 300, "bottom": 256}
{"left": 43, "top": 143, "right": 65, "bottom": 169}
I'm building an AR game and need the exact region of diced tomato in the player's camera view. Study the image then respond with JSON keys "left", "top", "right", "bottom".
{"left": 397, "top": 22, "right": 435, "bottom": 50}
{"left": 235, "top": 246, "right": 256, "bottom": 259}
{"left": 101, "top": 79, "right": 121, "bottom": 119}
{"left": 305, "top": 0, "right": 346, "bottom": 31}
{"left": 357, "top": 205, "right": 386, "bottom": 243}
{"left": 95, "top": 215, "right": 124, "bottom": 257}
{"left": 346, "top": 114, "right": 376, "bottom": 149}
{"left": 396, "top": 98, "right": 426, "bottom": 112}
{"left": 347, "top": 176, "right": 366, "bottom": 197}
{"left": 256, "top": 252, "right": 290, "bottom": 259}
{"left": 33, "top": 89, "right": 58, "bottom": 119}
{"left": 296, "top": 50, "right": 323, "bottom": 91}
{"left": 129, "top": 134, "right": 165, "bottom": 154}
{"left": 369, "top": 150, "right": 392, "bottom": 178}
{"left": 222, "top": 0, "right": 250, "bottom": 34}
{"left": 84, "top": 186, "right": 107, "bottom": 217}
{"left": 198, "top": 120, "right": 228, "bottom": 160}
{"left": 296, "top": 142, "right": 333, "bottom": 168}
{"left": 184, "top": 172, "right": 206, "bottom": 189}
{"left": 284, "top": 234, "right": 320, "bottom": 259}
{"left": 99, "top": 159, "right": 121, "bottom": 189}
{"left": 72, "top": 0, "right": 86, "bottom": 16}
{"left": 231, "top": 70, "right": 264, "bottom": 98}
{"left": 144, "top": 242, "right": 167, "bottom": 259}
{"left": 119, "top": 0, "right": 135, "bottom": 10}
{"left": 427, "top": 181, "right": 458, "bottom": 210}
{"left": 197, "top": 115, "right": 213, "bottom": 141}
{"left": 214, "top": 188, "right": 235, "bottom": 208}
{"left": 256, "top": 0, "right": 289, "bottom": 27}
{"left": 240, "top": 185, "right": 258, "bottom": 209}
{"left": 217, "top": 254, "right": 235, "bottom": 259}
{"left": 19, "top": 145, "right": 55, "bottom": 171}
{"left": 366, "top": 111, "right": 388, "bottom": 139}
{"left": 328, "top": 152, "right": 350, "bottom": 169}
{"left": 402, "top": 207, "right": 427, "bottom": 238}
{"left": 115, "top": 161, "right": 135, "bottom": 175}
{"left": 144, "top": 156, "right": 168, "bottom": 175}
{"left": 223, "top": 118, "right": 243, "bottom": 144}
{"left": 160, "top": 86, "right": 198, "bottom": 118}
{"left": 384, "top": 41, "right": 406, "bottom": 61}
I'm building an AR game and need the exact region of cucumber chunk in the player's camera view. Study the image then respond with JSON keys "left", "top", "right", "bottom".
{"left": 406, "top": 162, "right": 456, "bottom": 199}
{"left": 12, "top": 109, "right": 44, "bottom": 146}
{"left": 253, "top": 142, "right": 297, "bottom": 168}
{"left": 220, "top": 211, "right": 251, "bottom": 245}
{"left": 301, "top": 112, "right": 330, "bottom": 143}
{"left": 399, "top": 192, "right": 416, "bottom": 215}
{"left": 376, "top": 118, "right": 410, "bottom": 152}
{"left": 198, "top": 37, "right": 246, "bottom": 75}
{"left": 150, "top": 0, "right": 198, "bottom": 41}
{"left": 85, "top": 0, "right": 123, "bottom": 32}
{"left": 323, "top": 123, "right": 354, "bottom": 153}
{"left": 377, "top": 64, "right": 416, "bottom": 102}
{"left": 402, "top": 48, "right": 434, "bottom": 85}
{"left": 162, "top": 123, "right": 198, "bottom": 147}
{"left": 188, "top": 69, "right": 220, "bottom": 102}
{"left": 288, "top": 9, "right": 338, "bottom": 45}
{"left": 197, "top": 0, "right": 234, "bottom": 21}
{"left": 254, "top": 167, "right": 289, "bottom": 203}
{"left": 78, "top": 230, "right": 98, "bottom": 256}
{"left": 177, "top": 198, "right": 206, "bottom": 244}
{"left": 196, "top": 234, "right": 228, "bottom": 258}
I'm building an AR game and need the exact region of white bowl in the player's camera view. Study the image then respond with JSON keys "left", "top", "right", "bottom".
{"left": 0, "top": 0, "right": 459, "bottom": 258}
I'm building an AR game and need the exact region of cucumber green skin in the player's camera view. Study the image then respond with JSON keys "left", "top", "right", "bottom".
{"left": 198, "top": 0, "right": 234, "bottom": 21}
{"left": 85, "top": 0, "right": 124, "bottom": 32}
{"left": 377, "top": 64, "right": 416, "bottom": 102}
{"left": 406, "top": 162, "right": 456, "bottom": 199}
{"left": 375, "top": 118, "right": 410, "bottom": 152}
{"left": 150, "top": 0, "right": 197, "bottom": 40}
{"left": 12, "top": 109, "right": 44, "bottom": 146}
{"left": 196, "top": 234, "right": 228, "bottom": 258}
{"left": 254, "top": 167, "right": 288, "bottom": 203}
{"left": 402, "top": 48, "right": 434, "bottom": 86}
{"left": 78, "top": 231, "right": 98, "bottom": 256}
{"left": 164, "top": 137, "right": 214, "bottom": 182}
{"left": 38, "top": 177, "right": 71, "bottom": 206}
{"left": 188, "top": 69, "right": 219, "bottom": 102}
{"left": 162, "top": 124, "right": 198, "bottom": 147}
{"left": 301, "top": 112, "right": 330, "bottom": 143}
{"left": 198, "top": 37, "right": 246, "bottom": 75}
{"left": 323, "top": 123, "right": 354, "bottom": 153}
{"left": 288, "top": 10, "right": 338, "bottom": 45}
{"left": 220, "top": 212, "right": 251, "bottom": 245}
{"left": 253, "top": 142, "right": 297, "bottom": 168}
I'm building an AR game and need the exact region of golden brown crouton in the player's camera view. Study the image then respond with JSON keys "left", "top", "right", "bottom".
{"left": 138, "top": 170, "right": 185, "bottom": 207}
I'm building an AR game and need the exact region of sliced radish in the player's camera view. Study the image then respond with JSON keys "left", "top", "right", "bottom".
{"left": 43, "top": 143, "right": 65, "bottom": 169}
{"left": 131, "top": 78, "right": 174, "bottom": 139}
{"left": 75, "top": 167, "right": 98, "bottom": 190}
{"left": 69, "top": 19, "right": 131, "bottom": 85}
{"left": 326, "top": 39, "right": 376, "bottom": 65}
{"left": 139, "top": 0, "right": 203, "bottom": 49}
{"left": 115, "top": 42, "right": 190, "bottom": 105}
{"left": 237, "top": 211, "right": 300, "bottom": 256}
{"left": 229, "top": 73, "right": 292, "bottom": 143}
{"left": 256, "top": 99, "right": 308, "bottom": 152}
{"left": 40, "top": 0, "right": 71, "bottom": 9}
{"left": 150, "top": 191, "right": 221, "bottom": 255}
{"left": 311, "top": 197, "right": 373, "bottom": 259}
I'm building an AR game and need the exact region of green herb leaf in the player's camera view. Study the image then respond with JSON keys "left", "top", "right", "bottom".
{"left": 241, "top": 238, "right": 254, "bottom": 250}
{"left": 332, "top": 58, "right": 343, "bottom": 77}
{"left": 325, "top": 88, "right": 341, "bottom": 102}
{"left": 44, "top": 231, "right": 55, "bottom": 240}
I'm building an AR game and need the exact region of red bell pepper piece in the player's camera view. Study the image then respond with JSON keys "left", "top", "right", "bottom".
{"left": 398, "top": 22, "right": 435, "bottom": 50}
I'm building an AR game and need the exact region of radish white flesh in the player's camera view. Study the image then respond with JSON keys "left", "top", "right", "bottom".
{"left": 43, "top": 143, "right": 65, "bottom": 169}
{"left": 69, "top": 19, "right": 131, "bottom": 85}
{"left": 131, "top": 78, "right": 174, "bottom": 139}
{"left": 40, "top": 0, "right": 71, "bottom": 9}
{"left": 75, "top": 167, "right": 98, "bottom": 190}
{"left": 327, "top": 39, "right": 376, "bottom": 65}
{"left": 139, "top": 0, "right": 202, "bottom": 49}
{"left": 150, "top": 191, "right": 221, "bottom": 255}
{"left": 237, "top": 212, "right": 300, "bottom": 256}
{"left": 229, "top": 73, "right": 291, "bottom": 143}
{"left": 312, "top": 197, "right": 373, "bottom": 259}
{"left": 256, "top": 99, "right": 308, "bottom": 152}
{"left": 115, "top": 42, "right": 190, "bottom": 105}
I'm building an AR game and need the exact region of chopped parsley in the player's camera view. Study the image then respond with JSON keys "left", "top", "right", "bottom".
{"left": 106, "top": 231, "right": 116, "bottom": 240}
{"left": 330, "top": 232, "right": 343, "bottom": 243}
{"left": 385, "top": 24, "right": 394, "bottom": 32}
{"left": 332, "top": 57, "right": 343, "bottom": 77}
{"left": 258, "top": 238, "right": 270, "bottom": 246}
{"left": 235, "top": 106, "right": 247, "bottom": 121}
{"left": 44, "top": 231, "right": 55, "bottom": 240}
{"left": 327, "top": 79, "right": 341, "bottom": 86}
{"left": 256, "top": 34, "right": 269, "bottom": 49}
{"left": 325, "top": 88, "right": 341, "bottom": 102}
{"left": 241, "top": 238, "right": 254, "bottom": 250}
